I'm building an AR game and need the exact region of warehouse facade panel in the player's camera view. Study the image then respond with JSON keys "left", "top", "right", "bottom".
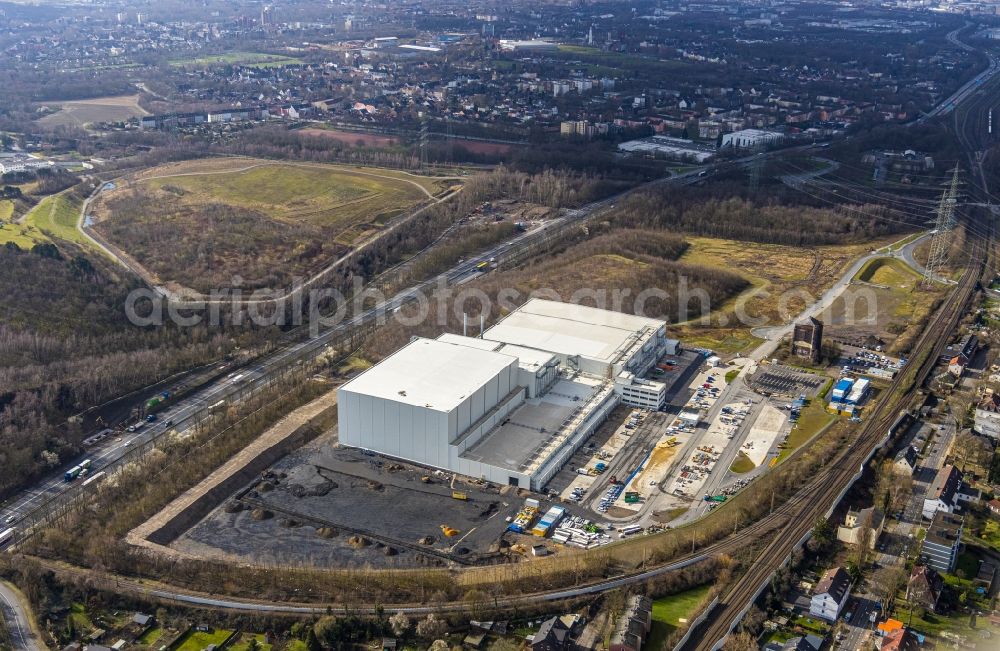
{"left": 338, "top": 338, "right": 523, "bottom": 472}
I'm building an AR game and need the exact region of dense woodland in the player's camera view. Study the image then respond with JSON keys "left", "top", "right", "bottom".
{"left": 611, "top": 186, "right": 917, "bottom": 246}
{"left": 0, "top": 242, "right": 271, "bottom": 498}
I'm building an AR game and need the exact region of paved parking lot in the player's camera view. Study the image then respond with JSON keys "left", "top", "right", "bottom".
{"left": 836, "top": 343, "right": 905, "bottom": 379}
{"left": 750, "top": 364, "right": 826, "bottom": 398}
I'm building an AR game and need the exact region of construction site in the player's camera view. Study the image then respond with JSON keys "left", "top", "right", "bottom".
{"left": 121, "top": 309, "right": 841, "bottom": 568}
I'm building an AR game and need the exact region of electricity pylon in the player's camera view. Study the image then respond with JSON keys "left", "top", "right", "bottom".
{"left": 923, "top": 166, "right": 960, "bottom": 286}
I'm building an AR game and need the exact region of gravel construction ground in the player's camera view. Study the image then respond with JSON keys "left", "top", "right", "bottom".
{"left": 127, "top": 388, "right": 339, "bottom": 558}
{"left": 175, "top": 438, "right": 517, "bottom": 568}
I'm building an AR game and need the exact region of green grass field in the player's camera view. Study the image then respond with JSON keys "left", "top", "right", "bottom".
{"left": 855, "top": 257, "right": 922, "bottom": 287}
{"left": 645, "top": 585, "right": 713, "bottom": 651}
{"left": 228, "top": 633, "right": 273, "bottom": 651}
{"left": 0, "top": 221, "right": 48, "bottom": 248}
{"left": 876, "top": 232, "right": 925, "bottom": 254}
{"left": 0, "top": 200, "right": 13, "bottom": 221}
{"left": 974, "top": 520, "right": 1000, "bottom": 553}
{"left": 138, "top": 628, "right": 164, "bottom": 646}
{"left": 174, "top": 629, "right": 233, "bottom": 651}
{"left": 144, "top": 163, "right": 436, "bottom": 232}
{"left": 23, "top": 192, "right": 87, "bottom": 245}
{"left": 730, "top": 451, "right": 756, "bottom": 473}
{"left": 170, "top": 51, "right": 302, "bottom": 68}
{"left": 674, "top": 236, "right": 887, "bottom": 354}
{"left": 67, "top": 603, "right": 94, "bottom": 634}
{"left": 555, "top": 45, "right": 692, "bottom": 76}
{"left": 674, "top": 327, "right": 764, "bottom": 355}
{"left": 776, "top": 391, "right": 836, "bottom": 464}
{"left": 95, "top": 159, "right": 450, "bottom": 291}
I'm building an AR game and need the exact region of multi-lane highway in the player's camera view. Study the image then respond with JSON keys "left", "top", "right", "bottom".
{"left": 920, "top": 25, "right": 1000, "bottom": 122}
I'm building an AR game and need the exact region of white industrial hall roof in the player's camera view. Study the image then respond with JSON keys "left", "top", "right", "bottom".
{"left": 435, "top": 333, "right": 558, "bottom": 373}
{"left": 483, "top": 298, "right": 664, "bottom": 363}
{"left": 338, "top": 337, "right": 516, "bottom": 412}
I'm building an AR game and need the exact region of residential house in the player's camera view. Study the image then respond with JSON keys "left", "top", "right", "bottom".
{"left": 893, "top": 446, "right": 918, "bottom": 476}
{"left": 948, "top": 355, "right": 968, "bottom": 377}
{"left": 881, "top": 629, "right": 919, "bottom": 651}
{"left": 921, "top": 512, "right": 964, "bottom": 573}
{"left": 906, "top": 566, "right": 943, "bottom": 612}
{"left": 876, "top": 619, "right": 904, "bottom": 637}
{"left": 922, "top": 464, "right": 962, "bottom": 519}
{"left": 957, "top": 482, "right": 981, "bottom": 507}
{"left": 939, "top": 333, "right": 977, "bottom": 364}
{"left": 809, "top": 567, "right": 852, "bottom": 622}
{"left": 975, "top": 390, "right": 1000, "bottom": 439}
{"left": 529, "top": 617, "right": 572, "bottom": 651}
{"left": 837, "top": 507, "right": 885, "bottom": 549}
{"left": 609, "top": 595, "right": 653, "bottom": 651}
{"left": 987, "top": 498, "right": 1000, "bottom": 517}
{"left": 780, "top": 635, "right": 823, "bottom": 651}
{"left": 131, "top": 614, "right": 153, "bottom": 627}
{"left": 976, "top": 561, "right": 996, "bottom": 591}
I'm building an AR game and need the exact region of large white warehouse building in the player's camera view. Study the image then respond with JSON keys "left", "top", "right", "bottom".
{"left": 337, "top": 299, "right": 679, "bottom": 490}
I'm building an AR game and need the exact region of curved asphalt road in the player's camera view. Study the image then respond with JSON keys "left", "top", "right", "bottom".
{"left": 0, "top": 581, "right": 45, "bottom": 651}
{"left": 748, "top": 231, "right": 929, "bottom": 358}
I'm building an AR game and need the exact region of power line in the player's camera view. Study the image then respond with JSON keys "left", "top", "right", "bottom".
{"left": 924, "top": 166, "right": 961, "bottom": 287}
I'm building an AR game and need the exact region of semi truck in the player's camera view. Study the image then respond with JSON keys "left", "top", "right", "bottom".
{"left": 146, "top": 391, "right": 171, "bottom": 410}
{"left": 64, "top": 459, "right": 93, "bottom": 482}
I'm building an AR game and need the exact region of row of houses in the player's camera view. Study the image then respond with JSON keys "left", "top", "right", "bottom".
{"left": 808, "top": 557, "right": 986, "bottom": 627}
{"left": 527, "top": 597, "right": 651, "bottom": 651}
{"left": 921, "top": 464, "right": 980, "bottom": 520}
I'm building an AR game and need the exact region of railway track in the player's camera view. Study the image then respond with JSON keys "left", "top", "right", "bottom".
{"left": 683, "top": 228, "right": 985, "bottom": 650}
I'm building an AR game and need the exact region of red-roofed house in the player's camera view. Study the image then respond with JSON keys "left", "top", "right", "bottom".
{"left": 881, "top": 629, "right": 918, "bottom": 651}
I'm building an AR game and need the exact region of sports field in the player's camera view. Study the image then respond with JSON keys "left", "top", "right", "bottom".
{"left": 92, "top": 159, "right": 448, "bottom": 292}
